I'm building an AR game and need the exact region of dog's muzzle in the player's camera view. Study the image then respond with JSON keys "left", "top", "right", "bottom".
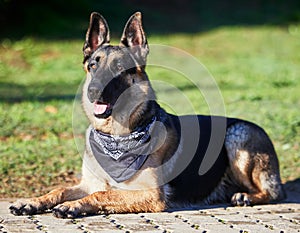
{"left": 88, "top": 85, "right": 102, "bottom": 103}
{"left": 87, "top": 84, "right": 113, "bottom": 118}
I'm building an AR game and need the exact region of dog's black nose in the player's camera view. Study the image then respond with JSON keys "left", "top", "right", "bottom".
{"left": 88, "top": 86, "right": 101, "bottom": 103}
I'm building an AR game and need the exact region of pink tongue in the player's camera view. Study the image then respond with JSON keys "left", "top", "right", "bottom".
{"left": 94, "top": 102, "right": 108, "bottom": 115}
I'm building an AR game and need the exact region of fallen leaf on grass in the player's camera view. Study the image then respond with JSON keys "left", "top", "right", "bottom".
{"left": 18, "top": 132, "right": 33, "bottom": 141}
{"left": 45, "top": 105, "right": 58, "bottom": 114}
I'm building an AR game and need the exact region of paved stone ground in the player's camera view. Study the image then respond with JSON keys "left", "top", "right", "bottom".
{"left": 1, "top": 181, "right": 299, "bottom": 233}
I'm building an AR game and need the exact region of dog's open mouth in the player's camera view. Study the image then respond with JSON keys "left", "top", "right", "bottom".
{"left": 94, "top": 101, "right": 113, "bottom": 118}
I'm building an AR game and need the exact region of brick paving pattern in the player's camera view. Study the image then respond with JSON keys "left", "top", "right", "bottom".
{"left": 0, "top": 182, "right": 299, "bottom": 233}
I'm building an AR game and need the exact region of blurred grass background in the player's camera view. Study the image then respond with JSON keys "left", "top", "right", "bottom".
{"left": 0, "top": 0, "right": 299, "bottom": 197}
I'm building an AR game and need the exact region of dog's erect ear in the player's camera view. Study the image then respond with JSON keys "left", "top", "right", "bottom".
{"left": 83, "top": 12, "right": 110, "bottom": 63}
{"left": 120, "top": 12, "right": 149, "bottom": 62}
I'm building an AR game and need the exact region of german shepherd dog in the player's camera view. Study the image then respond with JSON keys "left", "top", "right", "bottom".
{"left": 10, "top": 12, "right": 285, "bottom": 218}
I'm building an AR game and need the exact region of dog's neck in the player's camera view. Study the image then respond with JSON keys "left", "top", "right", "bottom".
{"left": 91, "top": 115, "right": 156, "bottom": 159}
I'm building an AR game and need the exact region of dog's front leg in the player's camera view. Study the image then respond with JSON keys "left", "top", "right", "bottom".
{"left": 52, "top": 189, "right": 165, "bottom": 218}
{"left": 10, "top": 185, "right": 87, "bottom": 216}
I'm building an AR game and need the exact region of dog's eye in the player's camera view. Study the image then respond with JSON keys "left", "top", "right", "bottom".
{"left": 88, "top": 61, "right": 97, "bottom": 71}
{"left": 95, "top": 56, "right": 101, "bottom": 62}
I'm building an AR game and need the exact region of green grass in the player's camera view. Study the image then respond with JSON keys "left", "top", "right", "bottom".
{"left": 1, "top": 24, "right": 300, "bottom": 197}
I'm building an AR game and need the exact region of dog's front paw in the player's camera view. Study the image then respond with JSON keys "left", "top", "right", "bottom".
{"left": 9, "top": 199, "right": 45, "bottom": 216}
{"left": 53, "top": 202, "right": 82, "bottom": 218}
{"left": 231, "top": 192, "right": 251, "bottom": 206}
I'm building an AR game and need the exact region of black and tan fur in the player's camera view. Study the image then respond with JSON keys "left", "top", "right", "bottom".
{"left": 10, "top": 12, "right": 285, "bottom": 218}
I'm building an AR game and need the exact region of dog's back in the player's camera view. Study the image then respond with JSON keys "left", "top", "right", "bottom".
{"left": 162, "top": 114, "right": 285, "bottom": 208}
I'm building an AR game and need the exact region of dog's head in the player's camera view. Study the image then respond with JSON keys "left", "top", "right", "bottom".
{"left": 82, "top": 12, "right": 156, "bottom": 134}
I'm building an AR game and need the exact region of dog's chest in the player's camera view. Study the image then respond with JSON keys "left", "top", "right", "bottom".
{"left": 87, "top": 117, "right": 161, "bottom": 183}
